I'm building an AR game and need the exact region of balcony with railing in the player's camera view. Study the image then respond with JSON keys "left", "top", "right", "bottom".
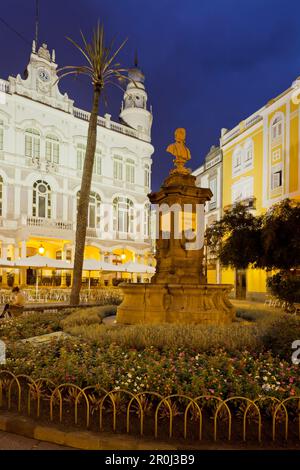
{"left": 224, "top": 197, "right": 256, "bottom": 212}
{"left": 25, "top": 217, "right": 73, "bottom": 231}
{"left": 73, "top": 107, "right": 150, "bottom": 142}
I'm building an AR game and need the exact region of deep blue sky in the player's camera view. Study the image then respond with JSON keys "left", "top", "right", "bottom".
{"left": 1, "top": 0, "right": 300, "bottom": 190}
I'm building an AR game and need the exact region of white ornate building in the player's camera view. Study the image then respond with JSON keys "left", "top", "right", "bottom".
{"left": 0, "top": 41, "right": 154, "bottom": 287}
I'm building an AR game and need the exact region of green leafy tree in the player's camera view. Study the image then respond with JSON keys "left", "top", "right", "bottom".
{"left": 206, "top": 203, "right": 263, "bottom": 269}
{"left": 259, "top": 198, "right": 300, "bottom": 270}
{"left": 57, "top": 23, "right": 128, "bottom": 304}
{"left": 207, "top": 199, "right": 300, "bottom": 306}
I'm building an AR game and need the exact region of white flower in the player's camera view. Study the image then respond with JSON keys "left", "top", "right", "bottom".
{"left": 263, "top": 376, "right": 268, "bottom": 381}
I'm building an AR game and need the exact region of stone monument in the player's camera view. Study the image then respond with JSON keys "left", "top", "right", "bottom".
{"left": 116, "top": 129, "right": 235, "bottom": 324}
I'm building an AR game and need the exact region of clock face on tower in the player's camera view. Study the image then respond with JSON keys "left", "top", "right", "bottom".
{"left": 38, "top": 68, "right": 50, "bottom": 82}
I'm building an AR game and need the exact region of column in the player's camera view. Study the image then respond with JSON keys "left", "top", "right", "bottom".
{"left": 20, "top": 241, "right": 27, "bottom": 287}
{"left": 61, "top": 244, "right": 67, "bottom": 288}
{"left": 108, "top": 252, "right": 114, "bottom": 285}
{"left": 1, "top": 244, "right": 8, "bottom": 288}
{"left": 98, "top": 250, "right": 104, "bottom": 285}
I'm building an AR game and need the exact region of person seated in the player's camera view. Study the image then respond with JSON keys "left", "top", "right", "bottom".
{"left": 0, "top": 287, "right": 26, "bottom": 318}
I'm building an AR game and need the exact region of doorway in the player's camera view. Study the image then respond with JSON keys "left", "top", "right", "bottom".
{"left": 235, "top": 269, "right": 247, "bottom": 299}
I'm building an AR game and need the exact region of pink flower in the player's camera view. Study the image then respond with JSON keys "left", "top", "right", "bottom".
{"left": 209, "top": 389, "right": 215, "bottom": 394}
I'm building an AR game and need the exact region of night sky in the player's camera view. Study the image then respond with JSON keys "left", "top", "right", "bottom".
{"left": 1, "top": 0, "right": 300, "bottom": 190}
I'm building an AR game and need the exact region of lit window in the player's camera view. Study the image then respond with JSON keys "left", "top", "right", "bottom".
{"left": 25, "top": 129, "right": 40, "bottom": 159}
{"left": 113, "top": 157, "right": 123, "bottom": 180}
{"left": 244, "top": 140, "right": 253, "bottom": 167}
{"left": 144, "top": 203, "right": 150, "bottom": 238}
{"left": 144, "top": 164, "right": 150, "bottom": 188}
{"left": 77, "top": 144, "right": 85, "bottom": 170}
{"left": 0, "top": 121, "right": 3, "bottom": 151}
{"left": 209, "top": 178, "right": 217, "bottom": 203}
{"left": 77, "top": 191, "right": 101, "bottom": 228}
{"left": 125, "top": 159, "right": 135, "bottom": 184}
{"left": 46, "top": 134, "right": 59, "bottom": 164}
{"left": 113, "top": 196, "right": 134, "bottom": 234}
{"left": 271, "top": 116, "right": 283, "bottom": 142}
{"left": 33, "top": 180, "right": 51, "bottom": 218}
{"left": 232, "top": 147, "right": 242, "bottom": 176}
{"left": 271, "top": 169, "right": 282, "bottom": 190}
{"left": 93, "top": 149, "right": 102, "bottom": 175}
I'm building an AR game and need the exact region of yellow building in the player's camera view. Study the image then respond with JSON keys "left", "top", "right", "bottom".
{"left": 220, "top": 78, "right": 300, "bottom": 299}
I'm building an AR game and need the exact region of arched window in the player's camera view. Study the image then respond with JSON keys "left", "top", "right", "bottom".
{"left": 125, "top": 159, "right": 135, "bottom": 184}
{"left": 0, "top": 121, "right": 3, "bottom": 151}
{"left": 271, "top": 115, "right": 283, "bottom": 142}
{"left": 232, "top": 147, "right": 242, "bottom": 176}
{"left": 77, "top": 191, "right": 101, "bottom": 229}
{"left": 244, "top": 139, "right": 253, "bottom": 168}
{"left": 113, "top": 156, "right": 123, "bottom": 180}
{"left": 0, "top": 175, "right": 3, "bottom": 216}
{"left": 77, "top": 144, "right": 86, "bottom": 170}
{"left": 93, "top": 149, "right": 102, "bottom": 175}
{"left": 113, "top": 196, "right": 134, "bottom": 234}
{"left": 33, "top": 180, "right": 51, "bottom": 218}
{"left": 25, "top": 129, "right": 40, "bottom": 159}
{"left": 144, "top": 164, "right": 150, "bottom": 188}
{"left": 144, "top": 203, "right": 150, "bottom": 238}
{"left": 46, "top": 134, "right": 60, "bottom": 164}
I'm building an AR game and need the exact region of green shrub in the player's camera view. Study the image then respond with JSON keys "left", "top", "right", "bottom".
{"left": 65, "top": 322, "right": 261, "bottom": 353}
{"left": 236, "top": 309, "right": 280, "bottom": 323}
{"left": 62, "top": 305, "right": 117, "bottom": 331}
{"left": 0, "top": 311, "right": 67, "bottom": 341}
{"left": 93, "top": 288, "right": 123, "bottom": 305}
{"left": 267, "top": 271, "right": 300, "bottom": 305}
{"left": 260, "top": 315, "right": 300, "bottom": 360}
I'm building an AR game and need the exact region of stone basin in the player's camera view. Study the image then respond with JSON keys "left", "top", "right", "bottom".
{"left": 116, "top": 283, "right": 235, "bottom": 325}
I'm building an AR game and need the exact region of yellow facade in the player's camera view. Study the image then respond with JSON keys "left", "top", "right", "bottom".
{"left": 220, "top": 82, "right": 300, "bottom": 299}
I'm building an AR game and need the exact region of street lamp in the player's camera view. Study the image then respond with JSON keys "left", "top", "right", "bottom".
{"left": 38, "top": 244, "right": 45, "bottom": 255}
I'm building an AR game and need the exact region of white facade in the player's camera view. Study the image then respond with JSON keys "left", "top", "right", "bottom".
{"left": 0, "top": 41, "right": 154, "bottom": 285}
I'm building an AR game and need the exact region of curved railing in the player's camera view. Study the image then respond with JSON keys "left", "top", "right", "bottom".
{"left": 0, "top": 371, "right": 299, "bottom": 443}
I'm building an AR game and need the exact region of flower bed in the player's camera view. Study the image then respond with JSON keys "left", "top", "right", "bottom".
{"left": 2, "top": 338, "right": 299, "bottom": 400}
{"left": 0, "top": 310, "right": 299, "bottom": 401}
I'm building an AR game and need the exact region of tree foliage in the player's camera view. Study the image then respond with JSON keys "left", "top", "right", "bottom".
{"left": 206, "top": 203, "right": 263, "bottom": 269}
{"left": 206, "top": 198, "right": 300, "bottom": 271}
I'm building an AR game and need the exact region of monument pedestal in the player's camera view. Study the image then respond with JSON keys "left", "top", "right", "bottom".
{"left": 117, "top": 283, "right": 235, "bottom": 325}
{"left": 116, "top": 129, "right": 235, "bottom": 325}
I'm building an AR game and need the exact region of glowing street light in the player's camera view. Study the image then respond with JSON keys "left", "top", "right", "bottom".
{"left": 38, "top": 244, "right": 45, "bottom": 255}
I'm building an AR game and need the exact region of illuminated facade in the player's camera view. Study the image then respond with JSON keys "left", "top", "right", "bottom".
{"left": 0, "top": 41, "right": 154, "bottom": 287}
{"left": 192, "top": 145, "right": 222, "bottom": 284}
{"left": 194, "top": 78, "right": 300, "bottom": 299}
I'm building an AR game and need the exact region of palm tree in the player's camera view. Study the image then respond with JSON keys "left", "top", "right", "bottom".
{"left": 57, "top": 23, "right": 128, "bottom": 304}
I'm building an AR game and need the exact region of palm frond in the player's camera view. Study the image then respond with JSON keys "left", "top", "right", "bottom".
{"left": 65, "top": 35, "right": 93, "bottom": 68}
{"left": 58, "top": 21, "right": 129, "bottom": 97}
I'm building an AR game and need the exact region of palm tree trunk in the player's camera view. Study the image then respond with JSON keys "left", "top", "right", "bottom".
{"left": 70, "top": 85, "right": 101, "bottom": 305}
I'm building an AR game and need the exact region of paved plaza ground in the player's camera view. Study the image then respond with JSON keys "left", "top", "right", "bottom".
{"left": 0, "top": 430, "right": 76, "bottom": 450}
